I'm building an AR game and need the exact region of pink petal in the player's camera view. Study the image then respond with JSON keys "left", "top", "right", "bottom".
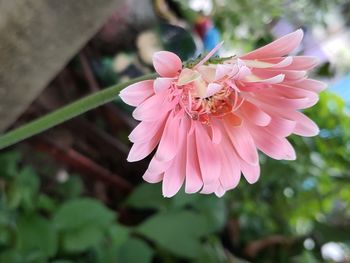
{"left": 155, "top": 111, "right": 182, "bottom": 162}
{"left": 177, "top": 68, "right": 201, "bottom": 86}
{"left": 290, "top": 111, "right": 319, "bottom": 136}
{"left": 238, "top": 82, "right": 267, "bottom": 92}
{"left": 283, "top": 56, "right": 319, "bottom": 70}
{"left": 204, "top": 83, "right": 223, "bottom": 98}
{"left": 215, "top": 185, "right": 226, "bottom": 197}
{"left": 255, "top": 56, "right": 318, "bottom": 70}
{"left": 153, "top": 51, "right": 182, "bottom": 77}
{"left": 197, "top": 65, "right": 216, "bottom": 83}
{"left": 127, "top": 131, "right": 161, "bottom": 162}
{"left": 223, "top": 121, "right": 258, "bottom": 165}
{"left": 195, "top": 122, "right": 221, "bottom": 184}
{"left": 132, "top": 91, "right": 176, "bottom": 121}
{"left": 129, "top": 117, "right": 167, "bottom": 143}
{"left": 236, "top": 64, "right": 252, "bottom": 79}
{"left": 264, "top": 115, "right": 296, "bottom": 137}
{"left": 143, "top": 170, "right": 163, "bottom": 183}
{"left": 244, "top": 74, "right": 285, "bottom": 84}
{"left": 270, "top": 57, "right": 294, "bottom": 68}
{"left": 215, "top": 64, "right": 235, "bottom": 80}
{"left": 147, "top": 156, "right": 172, "bottom": 174}
{"left": 219, "top": 134, "right": 241, "bottom": 190}
{"left": 200, "top": 180, "right": 220, "bottom": 194}
{"left": 241, "top": 29, "right": 304, "bottom": 59}
{"left": 154, "top": 77, "right": 173, "bottom": 93}
{"left": 239, "top": 101, "right": 271, "bottom": 126}
{"left": 243, "top": 57, "right": 293, "bottom": 68}
{"left": 252, "top": 93, "right": 318, "bottom": 110}
{"left": 119, "top": 80, "right": 154, "bottom": 107}
{"left": 223, "top": 113, "right": 242, "bottom": 127}
{"left": 293, "top": 79, "right": 327, "bottom": 93}
{"left": 252, "top": 69, "right": 306, "bottom": 82}
{"left": 185, "top": 125, "right": 203, "bottom": 193}
{"left": 194, "top": 78, "right": 209, "bottom": 98}
{"left": 239, "top": 159, "right": 260, "bottom": 184}
{"left": 162, "top": 116, "right": 189, "bottom": 197}
{"left": 162, "top": 156, "right": 186, "bottom": 197}
{"left": 250, "top": 127, "right": 296, "bottom": 160}
{"left": 210, "top": 118, "right": 222, "bottom": 144}
{"left": 266, "top": 84, "right": 319, "bottom": 100}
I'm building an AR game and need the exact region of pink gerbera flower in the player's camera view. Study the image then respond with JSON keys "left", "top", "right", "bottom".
{"left": 119, "top": 29, "right": 326, "bottom": 197}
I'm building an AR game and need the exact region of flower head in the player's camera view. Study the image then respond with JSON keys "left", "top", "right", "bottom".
{"left": 120, "top": 29, "right": 326, "bottom": 197}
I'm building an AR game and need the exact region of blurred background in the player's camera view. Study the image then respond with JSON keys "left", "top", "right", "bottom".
{"left": 0, "top": 0, "right": 350, "bottom": 262}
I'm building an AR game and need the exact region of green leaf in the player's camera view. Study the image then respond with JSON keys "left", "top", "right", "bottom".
{"left": 0, "top": 224, "right": 12, "bottom": 246}
{"left": 94, "top": 224, "right": 131, "bottom": 262}
{"left": 0, "top": 151, "right": 21, "bottom": 178}
{"left": 193, "top": 196, "right": 227, "bottom": 233}
{"left": 126, "top": 183, "right": 169, "bottom": 210}
{"left": 53, "top": 198, "right": 115, "bottom": 230}
{"left": 171, "top": 189, "right": 200, "bottom": 208}
{"left": 56, "top": 176, "right": 83, "bottom": 200}
{"left": 0, "top": 250, "right": 22, "bottom": 263}
{"left": 8, "top": 167, "right": 40, "bottom": 210}
{"left": 109, "top": 224, "right": 130, "bottom": 247}
{"left": 50, "top": 260, "right": 75, "bottom": 263}
{"left": 314, "top": 222, "right": 350, "bottom": 243}
{"left": 193, "top": 244, "right": 226, "bottom": 263}
{"left": 137, "top": 211, "right": 208, "bottom": 258}
{"left": 61, "top": 225, "right": 104, "bottom": 253}
{"left": 117, "top": 238, "right": 153, "bottom": 263}
{"left": 172, "top": 192, "right": 227, "bottom": 233}
{"left": 16, "top": 214, "right": 58, "bottom": 259}
{"left": 37, "top": 194, "right": 57, "bottom": 213}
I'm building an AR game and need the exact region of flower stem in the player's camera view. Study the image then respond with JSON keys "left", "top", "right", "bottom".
{"left": 0, "top": 73, "right": 157, "bottom": 150}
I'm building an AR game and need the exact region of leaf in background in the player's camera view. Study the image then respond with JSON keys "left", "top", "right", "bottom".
{"left": 56, "top": 176, "right": 83, "bottom": 200}
{"left": 117, "top": 238, "right": 153, "bottom": 263}
{"left": 193, "top": 239, "right": 229, "bottom": 263}
{"left": 53, "top": 198, "right": 115, "bottom": 230}
{"left": 50, "top": 260, "right": 75, "bottom": 263}
{"left": 0, "top": 224, "right": 12, "bottom": 247}
{"left": 0, "top": 151, "right": 21, "bottom": 178}
{"left": 172, "top": 191, "right": 227, "bottom": 233}
{"left": 171, "top": 189, "right": 200, "bottom": 208}
{"left": 61, "top": 225, "right": 104, "bottom": 253}
{"left": 8, "top": 167, "right": 39, "bottom": 210}
{"left": 314, "top": 222, "right": 350, "bottom": 243}
{"left": 109, "top": 224, "right": 130, "bottom": 247}
{"left": 0, "top": 249, "right": 22, "bottom": 263}
{"left": 192, "top": 196, "right": 227, "bottom": 233}
{"left": 16, "top": 214, "right": 58, "bottom": 259}
{"left": 137, "top": 211, "right": 208, "bottom": 258}
{"left": 95, "top": 224, "right": 132, "bottom": 262}
{"left": 37, "top": 194, "right": 57, "bottom": 213}
{"left": 126, "top": 183, "right": 169, "bottom": 210}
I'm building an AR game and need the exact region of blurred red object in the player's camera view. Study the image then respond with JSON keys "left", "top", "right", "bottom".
{"left": 194, "top": 15, "right": 213, "bottom": 39}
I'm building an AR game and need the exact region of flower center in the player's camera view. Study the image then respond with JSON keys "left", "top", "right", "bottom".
{"left": 179, "top": 82, "right": 241, "bottom": 125}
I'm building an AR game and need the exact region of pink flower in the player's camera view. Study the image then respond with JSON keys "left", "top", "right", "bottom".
{"left": 119, "top": 29, "right": 326, "bottom": 197}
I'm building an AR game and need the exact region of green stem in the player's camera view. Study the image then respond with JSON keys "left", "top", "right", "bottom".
{"left": 0, "top": 73, "right": 157, "bottom": 150}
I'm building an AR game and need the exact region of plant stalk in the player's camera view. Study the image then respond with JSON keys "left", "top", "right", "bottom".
{"left": 0, "top": 73, "right": 157, "bottom": 150}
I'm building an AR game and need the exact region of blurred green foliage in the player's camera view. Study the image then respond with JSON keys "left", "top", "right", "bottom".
{"left": 0, "top": 92, "right": 349, "bottom": 262}
{"left": 0, "top": 153, "right": 149, "bottom": 263}
{"left": 0, "top": 152, "right": 230, "bottom": 262}
{"left": 174, "top": 0, "right": 350, "bottom": 53}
